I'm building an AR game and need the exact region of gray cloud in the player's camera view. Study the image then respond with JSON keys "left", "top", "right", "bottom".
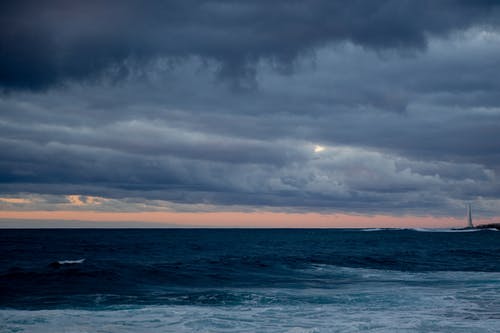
{"left": 1, "top": 3, "right": 500, "bottom": 218}
{"left": 2, "top": 0, "right": 500, "bottom": 90}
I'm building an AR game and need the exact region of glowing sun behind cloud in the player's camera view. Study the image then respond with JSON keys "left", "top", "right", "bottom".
{"left": 314, "top": 145, "right": 325, "bottom": 153}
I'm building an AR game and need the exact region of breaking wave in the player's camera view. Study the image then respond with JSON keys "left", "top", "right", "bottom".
{"left": 57, "top": 259, "right": 86, "bottom": 265}
{"left": 1, "top": 229, "right": 499, "bottom": 332}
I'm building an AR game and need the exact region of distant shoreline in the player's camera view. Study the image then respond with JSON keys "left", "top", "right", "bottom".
{"left": 476, "top": 223, "right": 500, "bottom": 230}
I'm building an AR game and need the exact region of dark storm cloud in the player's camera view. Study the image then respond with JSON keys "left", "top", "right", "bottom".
{"left": 1, "top": 1, "right": 500, "bottom": 217}
{"left": 2, "top": 0, "right": 500, "bottom": 90}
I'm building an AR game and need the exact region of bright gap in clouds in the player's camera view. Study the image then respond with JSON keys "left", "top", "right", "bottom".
{"left": 314, "top": 145, "right": 325, "bottom": 153}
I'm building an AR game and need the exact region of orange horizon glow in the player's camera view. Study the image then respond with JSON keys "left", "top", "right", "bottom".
{"left": 0, "top": 210, "right": 497, "bottom": 228}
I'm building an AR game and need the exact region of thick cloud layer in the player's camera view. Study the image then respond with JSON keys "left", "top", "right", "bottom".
{"left": 2, "top": 0, "right": 500, "bottom": 90}
{"left": 1, "top": 2, "right": 500, "bottom": 217}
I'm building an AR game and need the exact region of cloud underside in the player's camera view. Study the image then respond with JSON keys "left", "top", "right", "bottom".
{"left": 1, "top": 1, "right": 500, "bottom": 217}
{"left": 2, "top": 0, "right": 500, "bottom": 90}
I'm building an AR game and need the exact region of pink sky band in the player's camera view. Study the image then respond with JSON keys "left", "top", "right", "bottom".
{"left": 1, "top": 211, "right": 493, "bottom": 228}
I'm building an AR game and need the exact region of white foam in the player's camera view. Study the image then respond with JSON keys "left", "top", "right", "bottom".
{"left": 57, "top": 258, "right": 85, "bottom": 265}
{"left": 303, "top": 264, "right": 500, "bottom": 283}
{"left": 361, "top": 227, "right": 494, "bottom": 232}
{"left": 1, "top": 297, "right": 499, "bottom": 333}
{"left": 2, "top": 268, "right": 499, "bottom": 333}
{"left": 411, "top": 228, "right": 482, "bottom": 233}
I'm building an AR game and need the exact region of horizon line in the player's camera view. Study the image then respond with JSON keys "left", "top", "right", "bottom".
{"left": 1, "top": 210, "right": 497, "bottom": 228}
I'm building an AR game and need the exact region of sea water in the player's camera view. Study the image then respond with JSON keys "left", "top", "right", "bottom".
{"left": 0, "top": 229, "right": 499, "bottom": 332}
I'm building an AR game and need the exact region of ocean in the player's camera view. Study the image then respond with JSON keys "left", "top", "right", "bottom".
{"left": 0, "top": 228, "right": 499, "bottom": 332}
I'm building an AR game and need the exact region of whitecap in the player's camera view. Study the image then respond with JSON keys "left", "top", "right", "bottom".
{"left": 2, "top": 296, "right": 499, "bottom": 333}
{"left": 410, "top": 228, "right": 482, "bottom": 233}
{"left": 57, "top": 258, "right": 85, "bottom": 265}
{"left": 360, "top": 228, "right": 410, "bottom": 232}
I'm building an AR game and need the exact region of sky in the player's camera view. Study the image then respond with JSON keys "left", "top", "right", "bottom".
{"left": 1, "top": 0, "right": 500, "bottom": 227}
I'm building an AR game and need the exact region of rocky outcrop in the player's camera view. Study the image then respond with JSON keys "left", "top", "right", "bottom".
{"left": 475, "top": 223, "right": 500, "bottom": 230}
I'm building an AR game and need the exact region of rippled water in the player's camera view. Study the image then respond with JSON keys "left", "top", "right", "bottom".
{"left": 1, "top": 229, "right": 499, "bottom": 332}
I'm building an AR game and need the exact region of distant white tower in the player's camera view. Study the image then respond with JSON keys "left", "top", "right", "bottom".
{"left": 466, "top": 204, "right": 473, "bottom": 228}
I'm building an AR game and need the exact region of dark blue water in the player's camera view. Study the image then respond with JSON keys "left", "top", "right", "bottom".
{"left": 1, "top": 228, "right": 499, "bottom": 332}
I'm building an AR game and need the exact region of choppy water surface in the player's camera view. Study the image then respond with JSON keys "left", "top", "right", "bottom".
{"left": 1, "top": 229, "right": 499, "bottom": 332}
